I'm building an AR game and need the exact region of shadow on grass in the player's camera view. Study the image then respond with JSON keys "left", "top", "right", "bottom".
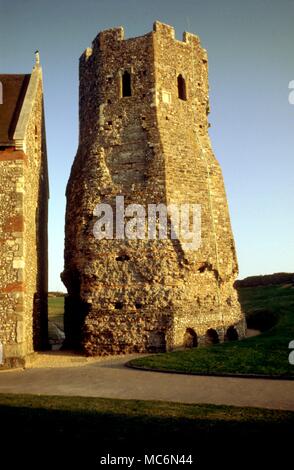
{"left": 0, "top": 394, "right": 293, "bottom": 466}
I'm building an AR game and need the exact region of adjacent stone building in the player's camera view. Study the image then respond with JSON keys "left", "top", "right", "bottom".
{"left": 62, "top": 22, "right": 245, "bottom": 355}
{"left": 0, "top": 55, "right": 49, "bottom": 368}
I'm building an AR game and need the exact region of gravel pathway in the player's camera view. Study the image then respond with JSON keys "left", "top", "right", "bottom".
{"left": 0, "top": 352, "right": 293, "bottom": 411}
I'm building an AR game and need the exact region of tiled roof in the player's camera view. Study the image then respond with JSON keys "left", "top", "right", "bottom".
{"left": 0, "top": 74, "right": 30, "bottom": 145}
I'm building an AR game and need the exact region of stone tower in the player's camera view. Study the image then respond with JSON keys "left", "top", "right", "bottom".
{"left": 62, "top": 22, "right": 245, "bottom": 355}
{"left": 0, "top": 55, "right": 49, "bottom": 368}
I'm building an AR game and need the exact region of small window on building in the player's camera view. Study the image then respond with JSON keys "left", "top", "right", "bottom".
{"left": 162, "top": 90, "right": 171, "bottom": 104}
{"left": 116, "top": 254, "right": 130, "bottom": 261}
{"left": 122, "top": 71, "right": 131, "bottom": 97}
{"left": 114, "top": 302, "right": 123, "bottom": 309}
{"left": 177, "top": 74, "right": 187, "bottom": 101}
{"left": 34, "top": 125, "right": 38, "bottom": 154}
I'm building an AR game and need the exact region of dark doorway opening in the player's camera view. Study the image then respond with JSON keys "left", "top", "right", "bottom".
{"left": 225, "top": 326, "right": 239, "bottom": 341}
{"left": 183, "top": 328, "right": 198, "bottom": 348}
{"left": 205, "top": 328, "right": 219, "bottom": 345}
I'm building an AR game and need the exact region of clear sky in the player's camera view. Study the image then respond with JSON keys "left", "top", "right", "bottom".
{"left": 0, "top": 0, "right": 293, "bottom": 291}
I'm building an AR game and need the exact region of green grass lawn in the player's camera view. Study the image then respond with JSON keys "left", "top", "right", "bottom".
{"left": 48, "top": 296, "right": 64, "bottom": 330}
{"left": 129, "top": 285, "right": 294, "bottom": 378}
{"left": 0, "top": 394, "right": 292, "bottom": 465}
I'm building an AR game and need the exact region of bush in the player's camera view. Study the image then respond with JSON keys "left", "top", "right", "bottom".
{"left": 235, "top": 273, "right": 294, "bottom": 288}
{"left": 246, "top": 308, "right": 279, "bottom": 332}
{"left": 48, "top": 291, "right": 65, "bottom": 298}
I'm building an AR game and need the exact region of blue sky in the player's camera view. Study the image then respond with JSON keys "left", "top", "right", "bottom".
{"left": 0, "top": 0, "right": 293, "bottom": 290}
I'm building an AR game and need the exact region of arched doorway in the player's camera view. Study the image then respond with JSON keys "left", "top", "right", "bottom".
{"left": 183, "top": 328, "right": 198, "bottom": 348}
{"left": 225, "top": 326, "right": 239, "bottom": 341}
{"left": 205, "top": 328, "right": 219, "bottom": 345}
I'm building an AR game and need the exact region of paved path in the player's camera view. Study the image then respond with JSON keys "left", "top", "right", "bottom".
{"left": 0, "top": 353, "right": 293, "bottom": 411}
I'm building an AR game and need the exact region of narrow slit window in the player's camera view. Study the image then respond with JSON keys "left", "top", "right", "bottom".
{"left": 122, "top": 71, "right": 131, "bottom": 97}
{"left": 177, "top": 74, "right": 187, "bottom": 101}
{"left": 116, "top": 254, "right": 130, "bottom": 261}
{"left": 34, "top": 125, "right": 38, "bottom": 154}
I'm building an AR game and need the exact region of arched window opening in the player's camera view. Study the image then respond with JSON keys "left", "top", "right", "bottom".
{"left": 177, "top": 74, "right": 187, "bottom": 101}
{"left": 205, "top": 328, "right": 219, "bottom": 345}
{"left": 225, "top": 326, "right": 239, "bottom": 342}
{"left": 122, "top": 71, "right": 131, "bottom": 97}
{"left": 183, "top": 328, "right": 198, "bottom": 348}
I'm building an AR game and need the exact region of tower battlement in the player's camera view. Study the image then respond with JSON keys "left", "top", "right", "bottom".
{"left": 80, "top": 21, "right": 202, "bottom": 63}
{"left": 153, "top": 20, "right": 200, "bottom": 45}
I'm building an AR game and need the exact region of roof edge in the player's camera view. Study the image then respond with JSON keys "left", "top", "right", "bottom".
{"left": 13, "top": 64, "right": 42, "bottom": 151}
